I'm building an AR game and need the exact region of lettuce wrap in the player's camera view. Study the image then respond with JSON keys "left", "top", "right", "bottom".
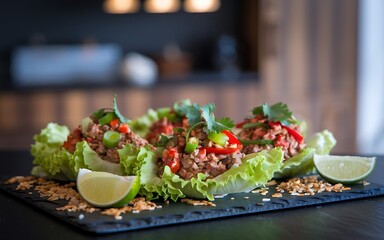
{"left": 31, "top": 122, "right": 283, "bottom": 201}
{"left": 126, "top": 147, "right": 284, "bottom": 201}
{"left": 129, "top": 102, "right": 285, "bottom": 201}
{"left": 31, "top": 123, "right": 157, "bottom": 181}
{"left": 235, "top": 102, "right": 337, "bottom": 179}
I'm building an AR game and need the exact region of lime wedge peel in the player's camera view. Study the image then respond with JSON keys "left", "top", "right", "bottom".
{"left": 314, "top": 154, "right": 376, "bottom": 184}
{"left": 77, "top": 168, "right": 140, "bottom": 208}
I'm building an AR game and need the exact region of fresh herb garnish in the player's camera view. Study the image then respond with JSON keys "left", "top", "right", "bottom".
{"left": 173, "top": 99, "right": 192, "bottom": 116}
{"left": 156, "top": 134, "right": 174, "bottom": 147}
{"left": 113, "top": 96, "right": 130, "bottom": 124}
{"left": 252, "top": 102, "right": 293, "bottom": 126}
{"left": 193, "top": 103, "right": 234, "bottom": 133}
{"left": 156, "top": 101, "right": 236, "bottom": 151}
{"left": 186, "top": 103, "right": 203, "bottom": 127}
{"left": 183, "top": 103, "right": 234, "bottom": 151}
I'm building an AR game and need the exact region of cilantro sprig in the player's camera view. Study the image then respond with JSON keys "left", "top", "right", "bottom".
{"left": 187, "top": 103, "right": 234, "bottom": 133}
{"left": 252, "top": 102, "right": 293, "bottom": 126}
{"left": 155, "top": 102, "right": 235, "bottom": 150}
{"left": 113, "top": 96, "right": 130, "bottom": 123}
{"left": 181, "top": 102, "right": 234, "bottom": 152}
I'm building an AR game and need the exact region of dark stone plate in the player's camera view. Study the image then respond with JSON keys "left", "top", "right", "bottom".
{"left": 1, "top": 177, "right": 383, "bottom": 234}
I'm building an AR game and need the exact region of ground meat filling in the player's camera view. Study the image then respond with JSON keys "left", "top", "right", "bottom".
{"left": 63, "top": 118, "right": 148, "bottom": 164}
{"left": 157, "top": 123, "right": 245, "bottom": 180}
{"left": 238, "top": 115, "right": 306, "bottom": 160}
{"left": 145, "top": 117, "right": 176, "bottom": 145}
{"left": 145, "top": 117, "right": 185, "bottom": 145}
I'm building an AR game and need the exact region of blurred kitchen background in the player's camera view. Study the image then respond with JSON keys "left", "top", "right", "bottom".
{"left": 0, "top": 0, "right": 383, "bottom": 154}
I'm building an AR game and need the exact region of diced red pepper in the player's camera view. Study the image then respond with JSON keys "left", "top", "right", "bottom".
{"left": 168, "top": 148, "right": 177, "bottom": 158}
{"left": 199, "top": 148, "right": 206, "bottom": 158}
{"left": 62, "top": 128, "right": 82, "bottom": 153}
{"left": 162, "top": 148, "right": 180, "bottom": 173}
{"left": 282, "top": 125, "right": 304, "bottom": 143}
{"left": 167, "top": 159, "right": 180, "bottom": 174}
{"left": 118, "top": 123, "right": 130, "bottom": 133}
{"left": 201, "top": 146, "right": 242, "bottom": 154}
{"left": 109, "top": 118, "right": 120, "bottom": 129}
{"left": 222, "top": 130, "right": 242, "bottom": 145}
{"left": 268, "top": 121, "right": 281, "bottom": 128}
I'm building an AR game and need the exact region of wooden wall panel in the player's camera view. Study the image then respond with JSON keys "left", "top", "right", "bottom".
{"left": 259, "top": 0, "right": 358, "bottom": 153}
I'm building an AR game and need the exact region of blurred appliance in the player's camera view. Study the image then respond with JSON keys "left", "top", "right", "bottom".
{"left": 11, "top": 44, "right": 122, "bottom": 87}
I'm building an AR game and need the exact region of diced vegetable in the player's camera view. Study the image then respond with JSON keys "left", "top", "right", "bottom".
{"left": 103, "top": 130, "right": 120, "bottom": 148}
{"left": 109, "top": 118, "right": 120, "bottom": 128}
{"left": 162, "top": 148, "right": 180, "bottom": 173}
{"left": 118, "top": 123, "right": 130, "bottom": 133}
{"left": 222, "top": 130, "right": 242, "bottom": 146}
{"left": 240, "top": 139, "right": 274, "bottom": 145}
{"left": 207, "top": 131, "right": 228, "bottom": 146}
{"left": 202, "top": 130, "right": 242, "bottom": 154}
{"left": 282, "top": 125, "right": 304, "bottom": 143}
{"left": 242, "top": 122, "right": 268, "bottom": 129}
{"left": 99, "top": 112, "right": 116, "bottom": 126}
{"left": 185, "top": 137, "right": 199, "bottom": 154}
{"left": 268, "top": 121, "right": 304, "bottom": 143}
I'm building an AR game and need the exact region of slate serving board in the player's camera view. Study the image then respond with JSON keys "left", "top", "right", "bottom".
{"left": 1, "top": 177, "right": 384, "bottom": 234}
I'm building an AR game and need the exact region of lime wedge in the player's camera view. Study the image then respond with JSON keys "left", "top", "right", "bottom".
{"left": 77, "top": 169, "right": 140, "bottom": 208}
{"left": 314, "top": 154, "right": 376, "bottom": 184}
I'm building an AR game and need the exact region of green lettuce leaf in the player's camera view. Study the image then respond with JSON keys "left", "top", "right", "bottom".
{"left": 274, "top": 130, "right": 337, "bottom": 179}
{"left": 306, "top": 130, "right": 337, "bottom": 155}
{"left": 119, "top": 144, "right": 156, "bottom": 176}
{"left": 31, "top": 123, "right": 75, "bottom": 180}
{"left": 138, "top": 148, "right": 284, "bottom": 201}
{"left": 129, "top": 109, "right": 159, "bottom": 137}
{"left": 69, "top": 141, "right": 121, "bottom": 176}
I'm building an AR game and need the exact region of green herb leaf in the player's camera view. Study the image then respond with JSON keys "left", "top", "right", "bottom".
{"left": 252, "top": 102, "right": 293, "bottom": 125}
{"left": 113, "top": 96, "right": 130, "bottom": 124}
{"left": 186, "top": 103, "right": 202, "bottom": 126}
{"left": 200, "top": 103, "right": 216, "bottom": 132}
{"left": 156, "top": 134, "right": 174, "bottom": 148}
{"left": 173, "top": 99, "right": 192, "bottom": 116}
{"left": 200, "top": 103, "right": 234, "bottom": 133}
{"left": 214, "top": 117, "right": 235, "bottom": 132}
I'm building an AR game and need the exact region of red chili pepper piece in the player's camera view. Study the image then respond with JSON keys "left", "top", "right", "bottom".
{"left": 109, "top": 118, "right": 120, "bottom": 129}
{"left": 222, "top": 130, "right": 242, "bottom": 145}
{"left": 268, "top": 121, "right": 303, "bottom": 143}
{"left": 282, "top": 125, "right": 304, "bottom": 143}
{"left": 201, "top": 130, "right": 243, "bottom": 154}
{"left": 162, "top": 148, "right": 180, "bottom": 173}
{"left": 118, "top": 123, "right": 130, "bottom": 133}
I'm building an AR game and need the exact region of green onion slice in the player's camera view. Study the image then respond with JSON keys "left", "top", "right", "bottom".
{"left": 242, "top": 122, "right": 269, "bottom": 129}
{"left": 103, "top": 130, "right": 120, "bottom": 148}
{"left": 207, "top": 132, "right": 229, "bottom": 147}
{"left": 185, "top": 137, "right": 199, "bottom": 154}
{"left": 240, "top": 139, "right": 274, "bottom": 146}
{"left": 99, "top": 112, "right": 116, "bottom": 126}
